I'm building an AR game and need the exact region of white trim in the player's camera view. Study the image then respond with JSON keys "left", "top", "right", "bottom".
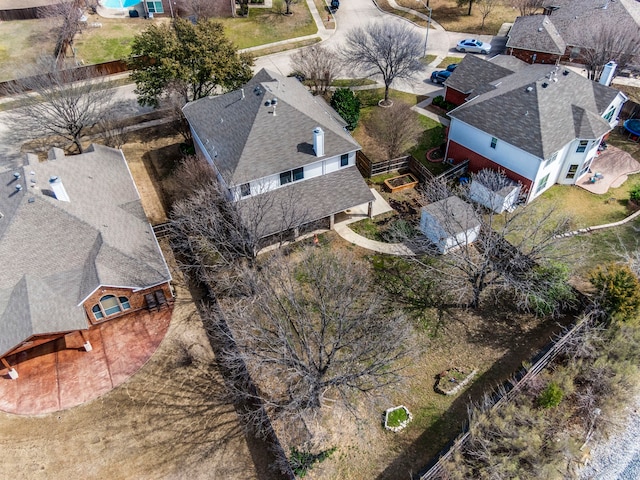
{"left": 77, "top": 280, "right": 171, "bottom": 307}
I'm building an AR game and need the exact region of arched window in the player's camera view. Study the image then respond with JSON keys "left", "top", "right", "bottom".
{"left": 92, "top": 304, "right": 104, "bottom": 320}
{"left": 91, "top": 295, "right": 132, "bottom": 320}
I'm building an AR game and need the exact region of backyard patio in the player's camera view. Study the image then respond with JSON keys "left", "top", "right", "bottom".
{"left": 579, "top": 145, "right": 640, "bottom": 195}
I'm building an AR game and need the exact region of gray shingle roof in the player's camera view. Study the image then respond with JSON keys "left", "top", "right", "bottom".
{"left": 238, "top": 166, "right": 375, "bottom": 238}
{"left": 0, "top": 144, "right": 171, "bottom": 357}
{"left": 506, "top": 15, "right": 566, "bottom": 54}
{"left": 448, "top": 61, "right": 619, "bottom": 158}
{"left": 182, "top": 69, "right": 361, "bottom": 186}
{"left": 445, "top": 55, "right": 516, "bottom": 95}
{"left": 422, "top": 196, "right": 480, "bottom": 236}
{"left": 507, "top": 0, "right": 640, "bottom": 53}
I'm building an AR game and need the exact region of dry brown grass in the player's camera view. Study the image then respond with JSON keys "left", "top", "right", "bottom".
{"left": 0, "top": 19, "right": 58, "bottom": 81}
{"left": 0, "top": 240, "right": 263, "bottom": 480}
{"left": 396, "top": 0, "right": 519, "bottom": 35}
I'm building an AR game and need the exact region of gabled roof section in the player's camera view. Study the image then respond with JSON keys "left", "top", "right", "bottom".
{"left": 0, "top": 144, "right": 171, "bottom": 355}
{"left": 183, "top": 68, "right": 361, "bottom": 186}
{"left": 507, "top": 0, "right": 640, "bottom": 53}
{"left": 449, "top": 64, "right": 620, "bottom": 158}
{"left": 506, "top": 15, "right": 566, "bottom": 54}
{"left": 422, "top": 196, "right": 480, "bottom": 236}
{"left": 445, "top": 55, "right": 516, "bottom": 95}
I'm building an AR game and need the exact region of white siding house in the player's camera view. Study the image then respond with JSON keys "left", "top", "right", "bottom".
{"left": 183, "top": 69, "right": 374, "bottom": 238}
{"left": 445, "top": 56, "right": 627, "bottom": 202}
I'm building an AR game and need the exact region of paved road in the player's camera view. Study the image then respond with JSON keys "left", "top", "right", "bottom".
{"left": 254, "top": 0, "right": 495, "bottom": 96}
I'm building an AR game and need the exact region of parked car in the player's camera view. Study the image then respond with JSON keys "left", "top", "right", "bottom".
{"left": 430, "top": 70, "right": 452, "bottom": 84}
{"left": 446, "top": 63, "right": 458, "bottom": 72}
{"left": 456, "top": 39, "right": 491, "bottom": 54}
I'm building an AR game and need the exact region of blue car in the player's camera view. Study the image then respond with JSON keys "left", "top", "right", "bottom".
{"left": 430, "top": 70, "right": 451, "bottom": 84}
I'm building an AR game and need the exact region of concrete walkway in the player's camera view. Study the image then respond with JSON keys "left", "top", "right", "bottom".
{"left": 332, "top": 188, "right": 416, "bottom": 255}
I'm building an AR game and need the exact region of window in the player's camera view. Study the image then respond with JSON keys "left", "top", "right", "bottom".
{"left": 576, "top": 140, "right": 589, "bottom": 153}
{"left": 604, "top": 107, "right": 615, "bottom": 122}
{"left": 240, "top": 183, "right": 251, "bottom": 197}
{"left": 280, "top": 171, "right": 292, "bottom": 185}
{"left": 146, "top": 1, "right": 164, "bottom": 13}
{"left": 536, "top": 173, "right": 549, "bottom": 193}
{"left": 490, "top": 137, "right": 498, "bottom": 149}
{"left": 91, "top": 295, "right": 131, "bottom": 320}
{"left": 92, "top": 304, "right": 104, "bottom": 320}
{"left": 566, "top": 164, "right": 579, "bottom": 179}
{"left": 280, "top": 168, "right": 304, "bottom": 186}
{"left": 340, "top": 154, "right": 349, "bottom": 167}
{"left": 544, "top": 151, "right": 558, "bottom": 168}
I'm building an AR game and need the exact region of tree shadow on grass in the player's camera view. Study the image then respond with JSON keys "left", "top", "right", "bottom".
{"left": 374, "top": 311, "right": 574, "bottom": 479}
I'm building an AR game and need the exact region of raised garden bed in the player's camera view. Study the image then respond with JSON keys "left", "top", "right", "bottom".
{"left": 384, "top": 173, "right": 419, "bottom": 193}
{"left": 383, "top": 405, "right": 413, "bottom": 432}
{"left": 435, "top": 367, "right": 477, "bottom": 396}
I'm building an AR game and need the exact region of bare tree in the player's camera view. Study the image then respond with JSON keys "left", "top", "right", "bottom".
{"left": 342, "top": 21, "right": 423, "bottom": 105}
{"left": 8, "top": 57, "right": 114, "bottom": 153}
{"left": 169, "top": 173, "right": 312, "bottom": 296}
{"left": 400, "top": 175, "right": 574, "bottom": 311}
{"left": 175, "top": 0, "right": 231, "bottom": 19}
{"left": 581, "top": 23, "right": 640, "bottom": 81}
{"left": 508, "top": 0, "right": 544, "bottom": 16}
{"left": 477, "top": 0, "right": 499, "bottom": 33}
{"left": 290, "top": 44, "right": 339, "bottom": 95}
{"left": 40, "top": 0, "right": 84, "bottom": 65}
{"left": 457, "top": 0, "right": 474, "bottom": 16}
{"left": 364, "top": 100, "right": 422, "bottom": 159}
{"left": 211, "top": 248, "right": 415, "bottom": 427}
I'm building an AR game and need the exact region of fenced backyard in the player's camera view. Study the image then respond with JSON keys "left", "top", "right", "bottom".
{"left": 356, "top": 151, "right": 469, "bottom": 184}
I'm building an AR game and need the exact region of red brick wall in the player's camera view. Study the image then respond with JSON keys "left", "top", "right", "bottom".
{"left": 509, "top": 48, "right": 566, "bottom": 65}
{"left": 446, "top": 140, "right": 533, "bottom": 192}
{"left": 444, "top": 87, "right": 468, "bottom": 107}
{"left": 83, "top": 283, "right": 172, "bottom": 326}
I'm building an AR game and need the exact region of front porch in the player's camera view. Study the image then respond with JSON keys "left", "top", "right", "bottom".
{"left": 578, "top": 146, "right": 640, "bottom": 195}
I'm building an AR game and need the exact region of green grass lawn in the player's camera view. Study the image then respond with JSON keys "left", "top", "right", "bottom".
{"left": 218, "top": 4, "right": 317, "bottom": 50}
{"left": 536, "top": 177, "right": 639, "bottom": 230}
{"left": 0, "top": 19, "right": 58, "bottom": 81}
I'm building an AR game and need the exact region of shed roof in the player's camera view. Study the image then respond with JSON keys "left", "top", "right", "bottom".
{"left": 422, "top": 196, "right": 480, "bottom": 236}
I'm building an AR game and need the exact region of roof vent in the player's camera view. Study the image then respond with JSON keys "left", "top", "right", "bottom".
{"left": 254, "top": 85, "right": 262, "bottom": 96}
{"left": 13, "top": 172, "right": 20, "bottom": 180}
{"left": 15, "top": 184, "right": 22, "bottom": 191}
{"left": 241, "top": 88, "right": 245, "bottom": 100}
{"left": 49, "top": 175, "right": 70, "bottom": 202}
{"left": 28, "top": 197, "right": 35, "bottom": 203}
{"left": 271, "top": 98, "right": 278, "bottom": 106}
{"left": 563, "top": 70, "right": 569, "bottom": 76}
{"left": 526, "top": 86, "right": 533, "bottom": 92}
{"left": 538, "top": 27, "right": 543, "bottom": 32}
{"left": 542, "top": 82, "right": 549, "bottom": 88}
{"left": 264, "top": 101, "right": 270, "bottom": 106}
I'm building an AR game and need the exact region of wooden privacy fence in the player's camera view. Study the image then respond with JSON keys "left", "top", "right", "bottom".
{"left": 418, "top": 316, "right": 592, "bottom": 480}
{"left": 356, "top": 151, "right": 469, "bottom": 184}
{"left": 0, "top": 59, "right": 130, "bottom": 97}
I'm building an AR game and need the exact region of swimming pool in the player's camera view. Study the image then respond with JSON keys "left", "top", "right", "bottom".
{"left": 101, "top": 0, "right": 140, "bottom": 8}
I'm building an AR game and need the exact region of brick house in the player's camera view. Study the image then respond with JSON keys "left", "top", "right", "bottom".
{"left": 505, "top": 0, "right": 640, "bottom": 66}
{"left": 182, "top": 68, "right": 375, "bottom": 240}
{"left": 443, "top": 55, "right": 627, "bottom": 202}
{"left": 0, "top": 144, "right": 172, "bottom": 379}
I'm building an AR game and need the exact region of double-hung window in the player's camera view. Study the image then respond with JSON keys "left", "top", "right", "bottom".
{"left": 490, "top": 137, "right": 498, "bottom": 149}
{"left": 340, "top": 154, "right": 349, "bottom": 167}
{"left": 536, "top": 174, "right": 549, "bottom": 193}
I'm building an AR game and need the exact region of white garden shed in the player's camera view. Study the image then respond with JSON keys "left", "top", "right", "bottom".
{"left": 420, "top": 196, "right": 481, "bottom": 254}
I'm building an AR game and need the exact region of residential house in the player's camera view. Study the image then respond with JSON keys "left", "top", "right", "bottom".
{"left": 443, "top": 55, "right": 627, "bottom": 202}
{"left": 182, "top": 68, "right": 375, "bottom": 240}
{"left": 0, "top": 144, "right": 172, "bottom": 379}
{"left": 420, "top": 196, "right": 481, "bottom": 254}
{"left": 505, "top": 0, "right": 640, "bottom": 65}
